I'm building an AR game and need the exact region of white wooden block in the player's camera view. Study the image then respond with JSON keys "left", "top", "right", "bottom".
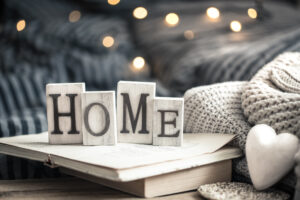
{"left": 153, "top": 97, "right": 184, "bottom": 146}
{"left": 46, "top": 83, "right": 85, "bottom": 144}
{"left": 117, "top": 81, "right": 156, "bottom": 144}
{"left": 81, "top": 91, "right": 117, "bottom": 146}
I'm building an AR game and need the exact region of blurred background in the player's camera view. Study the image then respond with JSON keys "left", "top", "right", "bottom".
{"left": 0, "top": 0, "right": 300, "bottom": 179}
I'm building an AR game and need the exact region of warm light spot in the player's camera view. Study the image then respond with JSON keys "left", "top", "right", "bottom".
{"left": 248, "top": 8, "right": 257, "bottom": 19}
{"left": 16, "top": 19, "right": 26, "bottom": 32}
{"left": 133, "top": 7, "right": 148, "bottom": 19}
{"left": 69, "top": 10, "right": 81, "bottom": 23}
{"left": 184, "top": 30, "right": 194, "bottom": 40}
{"left": 206, "top": 7, "right": 220, "bottom": 19}
{"left": 107, "top": 0, "right": 120, "bottom": 6}
{"left": 230, "top": 20, "right": 242, "bottom": 32}
{"left": 102, "top": 36, "right": 115, "bottom": 48}
{"left": 165, "top": 13, "right": 179, "bottom": 27}
{"left": 132, "top": 56, "right": 145, "bottom": 70}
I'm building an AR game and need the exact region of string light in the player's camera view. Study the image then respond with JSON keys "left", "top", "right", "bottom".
{"left": 132, "top": 56, "right": 145, "bottom": 70}
{"left": 16, "top": 19, "right": 26, "bottom": 32}
{"left": 69, "top": 10, "right": 81, "bottom": 23}
{"left": 165, "top": 13, "right": 180, "bottom": 27}
{"left": 248, "top": 8, "right": 257, "bottom": 19}
{"left": 107, "top": 0, "right": 120, "bottom": 6}
{"left": 102, "top": 36, "right": 115, "bottom": 48}
{"left": 206, "top": 7, "right": 220, "bottom": 19}
{"left": 230, "top": 20, "right": 242, "bottom": 32}
{"left": 133, "top": 7, "right": 148, "bottom": 19}
{"left": 184, "top": 30, "right": 194, "bottom": 40}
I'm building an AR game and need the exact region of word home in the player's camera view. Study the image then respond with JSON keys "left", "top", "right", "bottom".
{"left": 46, "top": 81, "right": 183, "bottom": 146}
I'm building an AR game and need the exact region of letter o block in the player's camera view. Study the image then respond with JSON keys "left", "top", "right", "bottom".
{"left": 81, "top": 91, "right": 117, "bottom": 145}
{"left": 46, "top": 83, "right": 85, "bottom": 144}
{"left": 153, "top": 97, "right": 184, "bottom": 146}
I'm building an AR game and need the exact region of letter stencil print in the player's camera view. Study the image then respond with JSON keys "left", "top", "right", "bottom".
{"left": 46, "top": 81, "right": 183, "bottom": 146}
{"left": 81, "top": 91, "right": 117, "bottom": 146}
{"left": 153, "top": 97, "right": 184, "bottom": 146}
{"left": 46, "top": 83, "right": 85, "bottom": 144}
{"left": 117, "top": 81, "right": 156, "bottom": 144}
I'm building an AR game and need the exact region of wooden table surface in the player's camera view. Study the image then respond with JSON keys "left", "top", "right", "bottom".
{"left": 0, "top": 177, "right": 204, "bottom": 200}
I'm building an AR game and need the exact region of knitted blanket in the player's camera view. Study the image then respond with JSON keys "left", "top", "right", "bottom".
{"left": 184, "top": 52, "right": 300, "bottom": 192}
{"left": 133, "top": 1, "right": 300, "bottom": 93}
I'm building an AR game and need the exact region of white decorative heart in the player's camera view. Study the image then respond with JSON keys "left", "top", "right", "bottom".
{"left": 246, "top": 124, "right": 299, "bottom": 190}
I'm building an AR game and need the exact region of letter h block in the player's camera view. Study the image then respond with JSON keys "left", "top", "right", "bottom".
{"left": 117, "top": 81, "right": 156, "bottom": 144}
{"left": 81, "top": 91, "right": 117, "bottom": 145}
{"left": 46, "top": 83, "right": 85, "bottom": 144}
{"left": 153, "top": 97, "right": 184, "bottom": 146}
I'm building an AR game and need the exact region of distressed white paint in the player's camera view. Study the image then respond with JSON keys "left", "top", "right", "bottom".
{"left": 153, "top": 97, "right": 184, "bottom": 146}
{"left": 81, "top": 91, "right": 117, "bottom": 146}
{"left": 46, "top": 83, "right": 85, "bottom": 144}
{"left": 117, "top": 81, "right": 156, "bottom": 144}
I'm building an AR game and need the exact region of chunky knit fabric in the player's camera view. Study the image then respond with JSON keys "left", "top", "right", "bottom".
{"left": 241, "top": 52, "right": 300, "bottom": 136}
{"left": 184, "top": 52, "right": 300, "bottom": 192}
{"left": 184, "top": 81, "right": 251, "bottom": 150}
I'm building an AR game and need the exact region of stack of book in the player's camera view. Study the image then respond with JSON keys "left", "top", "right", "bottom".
{"left": 0, "top": 132, "right": 241, "bottom": 197}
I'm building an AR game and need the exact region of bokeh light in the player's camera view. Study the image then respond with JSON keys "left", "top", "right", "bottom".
{"left": 206, "top": 7, "right": 220, "bottom": 19}
{"left": 69, "top": 10, "right": 81, "bottom": 23}
{"left": 248, "top": 8, "right": 257, "bottom": 19}
{"left": 102, "top": 36, "right": 115, "bottom": 48}
{"left": 16, "top": 19, "right": 26, "bottom": 32}
{"left": 133, "top": 7, "right": 148, "bottom": 19}
{"left": 132, "top": 57, "right": 145, "bottom": 70}
{"left": 230, "top": 20, "right": 242, "bottom": 32}
{"left": 107, "top": 0, "right": 120, "bottom": 6}
{"left": 165, "top": 13, "right": 180, "bottom": 27}
{"left": 184, "top": 30, "right": 194, "bottom": 40}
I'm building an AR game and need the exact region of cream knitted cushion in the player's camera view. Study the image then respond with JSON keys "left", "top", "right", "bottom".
{"left": 184, "top": 81, "right": 251, "bottom": 150}
{"left": 183, "top": 52, "right": 300, "bottom": 190}
{"left": 241, "top": 52, "right": 300, "bottom": 136}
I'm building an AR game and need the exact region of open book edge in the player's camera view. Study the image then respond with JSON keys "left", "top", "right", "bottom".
{"left": 0, "top": 133, "right": 242, "bottom": 181}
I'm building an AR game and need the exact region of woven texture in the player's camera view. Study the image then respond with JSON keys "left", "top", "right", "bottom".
{"left": 184, "top": 52, "right": 300, "bottom": 191}
{"left": 241, "top": 52, "right": 300, "bottom": 136}
{"left": 198, "top": 182, "right": 290, "bottom": 200}
{"left": 184, "top": 81, "right": 251, "bottom": 150}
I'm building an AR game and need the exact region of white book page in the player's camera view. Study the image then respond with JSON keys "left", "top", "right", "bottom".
{"left": 0, "top": 132, "right": 235, "bottom": 169}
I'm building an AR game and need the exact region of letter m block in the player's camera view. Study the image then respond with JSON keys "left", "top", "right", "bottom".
{"left": 117, "top": 81, "right": 156, "bottom": 144}
{"left": 46, "top": 83, "right": 85, "bottom": 144}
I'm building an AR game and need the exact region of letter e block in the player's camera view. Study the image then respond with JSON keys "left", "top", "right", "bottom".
{"left": 46, "top": 83, "right": 85, "bottom": 144}
{"left": 117, "top": 81, "right": 156, "bottom": 144}
{"left": 153, "top": 97, "right": 184, "bottom": 146}
{"left": 81, "top": 91, "right": 117, "bottom": 145}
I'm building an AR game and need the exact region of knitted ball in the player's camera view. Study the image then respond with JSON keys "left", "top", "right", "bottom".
{"left": 198, "top": 182, "right": 290, "bottom": 200}
{"left": 241, "top": 52, "right": 300, "bottom": 137}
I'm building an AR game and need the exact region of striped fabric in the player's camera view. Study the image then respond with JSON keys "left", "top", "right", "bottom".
{"left": 0, "top": 0, "right": 158, "bottom": 179}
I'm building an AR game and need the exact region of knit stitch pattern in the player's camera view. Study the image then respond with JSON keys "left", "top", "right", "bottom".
{"left": 184, "top": 81, "right": 251, "bottom": 150}
{"left": 241, "top": 52, "right": 300, "bottom": 137}
{"left": 183, "top": 52, "right": 300, "bottom": 191}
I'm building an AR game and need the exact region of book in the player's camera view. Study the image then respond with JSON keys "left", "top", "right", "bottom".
{"left": 0, "top": 132, "right": 242, "bottom": 197}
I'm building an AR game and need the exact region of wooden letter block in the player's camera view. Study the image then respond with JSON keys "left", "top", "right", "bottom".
{"left": 46, "top": 83, "right": 85, "bottom": 144}
{"left": 153, "top": 97, "right": 184, "bottom": 146}
{"left": 117, "top": 81, "right": 156, "bottom": 144}
{"left": 81, "top": 91, "right": 117, "bottom": 146}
